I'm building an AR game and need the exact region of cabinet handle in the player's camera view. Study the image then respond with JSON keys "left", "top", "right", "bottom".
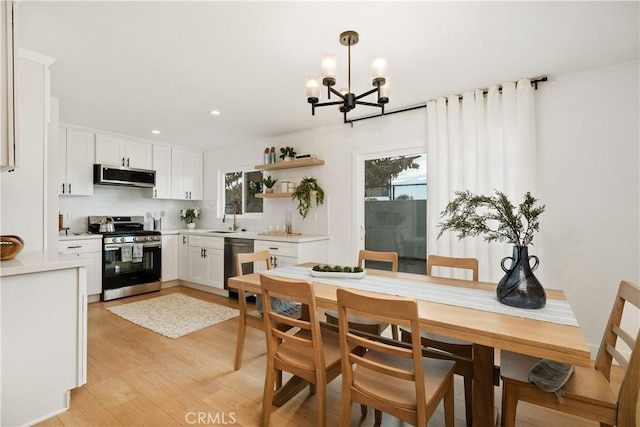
{"left": 185, "top": 191, "right": 188, "bottom": 199}
{"left": 67, "top": 245, "right": 82, "bottom": 249}
{"left": 127, "top": 158, "right": 130, "bottom": 167}
{"left": 183, "top": 236, "right": 187, "bottom": 244}
{"left": 122, "top": 157, "right": 126, "bottom": 166}
{"left": 269, "top": 247, "right": 278, "bottom": 250}
{"left": 154, "top": 189, "right": 157, "bottom": 198}
{"left": 203, "top": 248, "right": 207, "bottom": 258}
{"left": 62, "top": 183, "right": 65, "bottom": 194}
{"left": 271, "top": 256, "right": 278, "bottom": 268}
{"left": 68, "top": 183, "right": 72, "bottom": 194}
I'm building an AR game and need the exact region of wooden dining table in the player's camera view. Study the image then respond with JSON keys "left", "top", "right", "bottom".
{"left": 228, "top": 263, "right": 591, "bottom": 426}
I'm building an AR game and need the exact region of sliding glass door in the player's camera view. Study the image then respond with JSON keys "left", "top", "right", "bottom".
{"left": 358, "top": 150, "right": 427, "bottom": 274}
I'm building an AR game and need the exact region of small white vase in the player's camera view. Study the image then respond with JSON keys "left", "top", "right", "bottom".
{"left": 187, "top": 223, "right": 196, "bottom": 230}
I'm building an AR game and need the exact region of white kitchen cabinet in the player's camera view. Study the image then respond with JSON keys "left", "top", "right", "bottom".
{"left": 171, "top": 148, "right": 203, "bottom": 200}
{"left": 1, "top": 1, "right": 18, "bottom": 172}
{"left": 58, "top": 238, "right": 102, "bottom": 296}
{"left": 1, "top": 253, "right": 88, "bottom": 426}
{"left": 161, "top": 234, "right": 178, "bottom": 281}
{"left": 152, "top": 145, "right": 171, "bottom": 199}
{"left": 95, "top": 133, "right": 152, "bottom": 169}
{"left": 178, "top": 233, "right": 189, "bottom": 280}
{"left": 254, "top": 239, "right": 328, "bottom": 270}
{"left": 58, "top": 127, "right": 94, "bottom": 196}
{"left": 186, "top": 235, "right": 224, "bottom": 289}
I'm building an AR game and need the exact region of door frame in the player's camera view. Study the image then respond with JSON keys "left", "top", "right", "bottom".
{"left": 351, "top": 145, "right": 427, "bottom": 258}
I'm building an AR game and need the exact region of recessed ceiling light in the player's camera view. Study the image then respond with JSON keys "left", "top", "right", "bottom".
{"left": 210, "top": 110, "right": 221, "bottom": 116}
{"left": 151, "top": 130, "right": 161, "bottom": 134}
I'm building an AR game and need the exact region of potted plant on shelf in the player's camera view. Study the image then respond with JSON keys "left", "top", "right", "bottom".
{"left": 437, "top": 190, "right": 546, "bottom": 309}
{"left": 291, "top": 176, "right": 325, "bottom": 219}
{"left": 179, "top": 207, "right": 201, "bottom": 230}
{"left": 279, "top": 146, "right": 296, "bottom": 162}
{"left": 262, "top": 175, "right": 278, "bottom": 193}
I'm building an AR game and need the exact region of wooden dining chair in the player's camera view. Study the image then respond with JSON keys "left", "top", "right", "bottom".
{"left": 325, "top": 249, "right": 399, "bottom": 339}
{"left": 500, "top": 280, "right": 640, "bottom": 427}
{"left": 336, "top": 288, "right": 456, "bottom": 427}
{"left": 260, "top": 274, "right": 345, "bottom": 427}
{"left": 233, "top": 250, "right": 302, "bottom": 377}
{"left": 401, "top": 254, "right": 484, "bottom": 426}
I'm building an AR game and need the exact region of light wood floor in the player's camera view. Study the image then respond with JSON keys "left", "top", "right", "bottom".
{"left": 36, "top": 286, "right": 627, "bottom": 427}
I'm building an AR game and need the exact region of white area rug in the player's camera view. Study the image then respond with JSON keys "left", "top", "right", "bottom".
{"left": 107, "top": 293, "right": 239, "bottom": 339}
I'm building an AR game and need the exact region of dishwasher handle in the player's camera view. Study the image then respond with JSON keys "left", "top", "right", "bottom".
{"left": 224, "top": 242, "right": 253, "bottom": 248}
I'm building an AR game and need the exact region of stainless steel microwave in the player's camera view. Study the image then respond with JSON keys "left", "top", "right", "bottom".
{"left": 93, "top": 164, "right": 156, "bottom": 188}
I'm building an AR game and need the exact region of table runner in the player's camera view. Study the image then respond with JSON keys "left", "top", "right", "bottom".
{"left": 264, "top": 266, "right": 579, "bottom": 327}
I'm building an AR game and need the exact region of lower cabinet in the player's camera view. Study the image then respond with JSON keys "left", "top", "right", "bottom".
{"left": 185, "top": 235, "right": 224, "bottom": 289}
{"left": 58, "top": 238, "right": 102, "bottom": 296}
{"left": 161, "top": 234, "right": 178, "bottom": 281}
{"left": 254, "top": 239, "right": 328, "bottom": 271}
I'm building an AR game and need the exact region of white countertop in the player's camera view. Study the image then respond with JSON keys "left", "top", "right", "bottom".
{"left": 59, "top": 233, "right": 102, "bottom": 241}
{"left": 160, "top": 229, "right": 329, "bottom": 243}
{"left": 1, "top": 251, "right": 93, "bottom": 277}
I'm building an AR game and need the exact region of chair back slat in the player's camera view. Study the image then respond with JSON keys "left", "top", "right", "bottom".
{"left": 427, "top": 254, "right": 479, "bottom": 281}
{"left": 348, "top": 333, "right": 413, "bottom": 359}
{"left": 358, "top": 250, "right": 399, "bottom": 272}
{"left": 236, "top": 250, "right": 271, "bottom": 276}
{"left": 594, "top": 280, "right": 639, "bottom": 425}
{"left": 349, "top": 352, "right": 416, "bottom": 382}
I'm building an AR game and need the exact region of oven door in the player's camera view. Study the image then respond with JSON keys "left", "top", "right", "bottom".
{"left": 103, "top": 241, "right": 162, "bottom": 291}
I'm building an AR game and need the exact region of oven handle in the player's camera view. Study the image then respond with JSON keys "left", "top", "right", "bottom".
{"left": 104, "top": 242, "right": 162, "bottom": 251}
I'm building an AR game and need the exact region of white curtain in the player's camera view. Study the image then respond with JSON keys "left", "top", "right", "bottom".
{"left": 426, "top": 79, "right": 537, "bottom": 282}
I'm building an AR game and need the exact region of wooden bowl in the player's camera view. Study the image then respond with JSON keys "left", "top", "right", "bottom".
{"left": 1, "top": 235, "right": 24, "bottom": 260}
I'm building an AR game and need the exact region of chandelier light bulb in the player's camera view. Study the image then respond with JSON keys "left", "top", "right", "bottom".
{"left": 321, "top": 54, "right": 337, "bottom": 86}
{"left": 371, "top": 56, "right": 388, "bottom": 85}
{"left": 306, "top": 77, "right": 320, "bottom": 100}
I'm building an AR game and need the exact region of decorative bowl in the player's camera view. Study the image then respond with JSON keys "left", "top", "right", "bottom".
{"left": 1, "top": 235, "right": 24, "bottom": 260}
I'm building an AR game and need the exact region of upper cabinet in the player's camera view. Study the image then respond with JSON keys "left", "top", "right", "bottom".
{"left": 1, "top": 1, "right": 18, "bottom": 172}
{"left": 95, "top": 134, "right": 152, "bottom": 170}
{"left": 171, "top": 148, "right": 203, "bottom": 200}
{"left": 152, "top": 145, "right": 171, "bottom": 199}
{"left": 58, "top": 127, "right": 94, "bottom": 196}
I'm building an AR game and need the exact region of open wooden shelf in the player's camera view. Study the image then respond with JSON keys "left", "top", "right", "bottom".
{"left": 256, "top": 192, "right": 294, "bottom": 198}
{"left": 255, "top": 158, "right": 324, "bottom": 171}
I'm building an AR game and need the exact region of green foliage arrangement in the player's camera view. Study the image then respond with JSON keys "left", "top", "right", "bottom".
{"left": 262, "top": 175, "right": 277, "bottom": 188}
{"left": 279, "top": 146, "right": 296, "bottom": 160}
{"left": 312, "top": 264, "right": 363, "bottom": 273}
{"left": 291, "top": 176, "right": 325, "bottom": 219}
{"left": 438, "top": 190, "right": 545, "bottom": 247}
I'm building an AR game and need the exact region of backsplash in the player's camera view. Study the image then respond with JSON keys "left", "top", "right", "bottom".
{"left": 58, "top": 186, "right": 216, "bottom": 233}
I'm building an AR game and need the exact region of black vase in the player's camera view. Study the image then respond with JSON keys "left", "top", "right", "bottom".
{"left": 497, "top": 246, "right": 546, "bottom": 309}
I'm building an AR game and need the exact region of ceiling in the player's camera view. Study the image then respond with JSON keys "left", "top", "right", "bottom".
{"left": 18, "top": 1, "right": 639, "bottom": 151}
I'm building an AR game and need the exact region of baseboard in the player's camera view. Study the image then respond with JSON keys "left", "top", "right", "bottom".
{"left": 179, "top": 280, "right": 229, "bottom": 298}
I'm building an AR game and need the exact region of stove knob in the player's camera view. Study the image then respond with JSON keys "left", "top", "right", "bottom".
{"left": 116, "top": 237, "right": 123, "bottom": 243}
{"left": 146, "top": 236, "right": 152, "bottom": 241}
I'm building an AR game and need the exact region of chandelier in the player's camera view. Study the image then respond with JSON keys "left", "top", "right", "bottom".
{"left": 306, "top": 31, "right": 389, "bottom": 123}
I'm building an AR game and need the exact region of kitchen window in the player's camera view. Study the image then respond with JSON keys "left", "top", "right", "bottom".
{"left": 224, "top": 170, "right": 264, "bottom": 215}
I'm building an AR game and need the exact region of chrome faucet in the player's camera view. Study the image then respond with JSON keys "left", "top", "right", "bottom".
{"left": 223, "top": 202, "right": 239, "bottom": 231}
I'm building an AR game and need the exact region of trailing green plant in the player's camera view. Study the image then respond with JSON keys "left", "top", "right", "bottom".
{"left": 291, "top": 176, "right": 324, "bottom": 219}
{"left": 262, "top": 175, "right": 277, "bottom": 188}
{"left": 279, "top": 146, "right": 296, "bottom": 160}
{"left": 437, "top": 190, "right": 545, "bottom": 247}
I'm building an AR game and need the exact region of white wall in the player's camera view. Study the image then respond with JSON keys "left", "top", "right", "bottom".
{"left": 204, "top": 60, "right": 639, "bottom": 355}
{"left": 536, "top": 60, "right": 639, "bottom": 355}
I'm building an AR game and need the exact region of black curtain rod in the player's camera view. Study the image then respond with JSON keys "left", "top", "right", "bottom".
{"left": 346, "top": 76, "right": 548, "bottom": 125}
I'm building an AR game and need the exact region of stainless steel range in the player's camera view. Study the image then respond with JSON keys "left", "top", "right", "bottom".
{"left": 88, "top": 216, "right": 162, "bottom": 301}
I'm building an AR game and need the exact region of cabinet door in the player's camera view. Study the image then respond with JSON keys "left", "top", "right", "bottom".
{"left": 272, "top": 255, "right": 298, "bottom": 269}
{"left": 152, "top": 145, "right": 171, "bottom": 199}
{"left": 58, "top": 128, "right": 67, "bottom": 194}
{"left": 185, "top": 150, "right": 203, "bottom": 200}
{"left": 161, "top": 235, "right": 178, "bottom": 282}
{"left": 1, "top": 1, "right": 18, "bottom": 171}
{"left": 65, "top": 129, "right": 94, "bottom": 196}
{"left": 125, "top": 140, "right": 152, "bottom": 170}
{"left": 206, "top": 248, "right": 224, "bottom": 289}
{"left": 170, "top": 148, "right": 186, "bottom": 200}
{"left": 58, "top": 239, "right": 102, "bottom": 295}
{"left": 178, "top": 234, "right": 189, "bottom": 280}
{"left": 95, "top": 133, "right": 126, "bottom": 166}
{"left": 188, "top": 246, "right": 207, "bottom": 284}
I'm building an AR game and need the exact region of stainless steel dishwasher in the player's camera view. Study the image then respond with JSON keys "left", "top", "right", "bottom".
{"left": 223, "top": 237, "right": 254, "bottom": 298}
